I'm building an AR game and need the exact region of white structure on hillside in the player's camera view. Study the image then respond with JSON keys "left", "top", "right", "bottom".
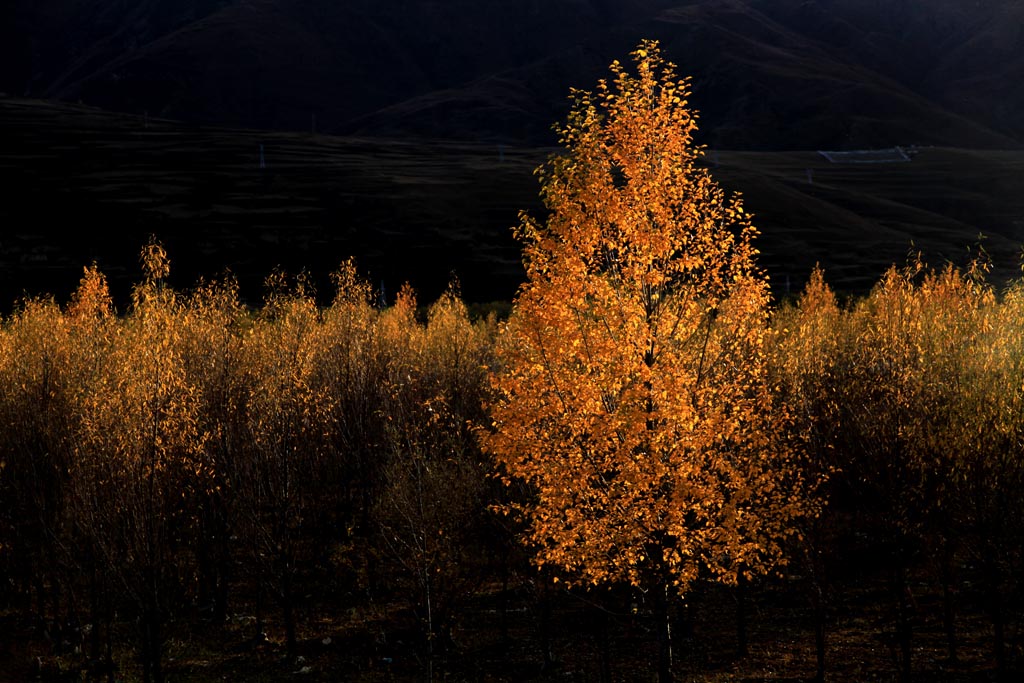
{"left": 818, "top": 147, "right": 915, "bottom": 164}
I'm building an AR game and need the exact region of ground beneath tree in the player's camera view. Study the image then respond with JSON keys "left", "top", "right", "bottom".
{"left": 1, "top": 560, "right": 1017, "bottom": 682}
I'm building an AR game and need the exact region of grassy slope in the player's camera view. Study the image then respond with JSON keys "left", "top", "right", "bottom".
{"left": 0, "top": 97, "right": 536, "bottom": 309}
{"left": 713, "top": 147, "right": 1024, "bottom": 296}
{"left": 1, "top": 96, "right": 1022, "bottom": 310}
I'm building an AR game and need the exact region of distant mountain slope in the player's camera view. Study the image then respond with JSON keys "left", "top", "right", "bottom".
{"left": 6, "top": 0, "right": 1024, "bottom": 149}
{"left": 3, "top": 0, "right": 1023, "bottom": 149}
{"left": 5, "top": 0, "right": 673, "bottom": 137}
{"left": 1, "top": 98, "right": 1022, "bottom": 310}
{"left": 646, "top": 0, "right": 1023, "bottom": 149}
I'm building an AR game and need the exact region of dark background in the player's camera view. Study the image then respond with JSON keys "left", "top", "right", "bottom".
{"left": 2, "top": 0, "right": 1023, "bottom": 308}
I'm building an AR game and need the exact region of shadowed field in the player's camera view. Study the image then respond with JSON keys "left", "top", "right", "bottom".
{"left": 2, "top": 97, "right": 1023, "bottom": 308}
{"left": 711, "top": 147, "right": 1024, "bottom": 295}
{"left": 0, "top": 98, "right": 538, "bottom": 308}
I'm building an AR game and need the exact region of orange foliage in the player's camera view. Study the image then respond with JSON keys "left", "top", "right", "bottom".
{"left": 482, "top": 41, "right": 811, "bottom": 594}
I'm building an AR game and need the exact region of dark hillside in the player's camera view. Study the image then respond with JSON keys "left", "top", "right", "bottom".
{"left": 2, "top": 97, "right": 1022, "bottom": 310}
{"left": 4, "top": 1, "right": 1023, "bottom": 149}
{"left": 0, "top": 97, "right": 537, "bottom": 309}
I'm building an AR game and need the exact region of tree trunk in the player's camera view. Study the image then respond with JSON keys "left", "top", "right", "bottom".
{"left": 255, "top": 579, "right": 264, "bottom": 642}
{"left": 283, "top": 570, "right": 297, "bottom": 662}
{"left": 89, "top": 563, "right": 101, "bottom": 662}
{"left": 893, "top": 564, "right": 912, "bottom": 683}
{"left": 499, "top": 553, "right": 510, "bottom": 658}
{"left": 807, "top": 540, "right": 828, "bottom": 683}
{"left": 50, "top": 574, "right": 63, "bottom": 653}
{"left": 105, "top": 608, "right": 115, "bottom": 683}
{"left": 812, "top": 582, "right": 827, "bottom": 683}
{"left": 656, "top": 583, "right": 674, "bottom": 683}
{"left": 940, "top": 540, "right": 958, "bottom": 665}
{"left": 736, "top": 576, "right": 748, "bottom": 658}
{"left": 423, "top": 566, "right": 434, "bottom": 683}
{"left": 539, "top": 576, "right": 553, "bottom": 670}
{"left": 33, "top": 570, "right": 45, "bottom": 622}
{"left": 597, "top": 603, "right": 612, "bottom": 683}
{"left": 212, "top": 499, "right": 230, "bottom": 624}
{"left": 284, "top": 598, "right": 297, "bottom": 662}
{"left": 213, "top": 555, "right": 229, "bottom": 625}
{"left": 990, "top": 583, "right": 1006, "bottom": 676}
{"left": 197, "top": 515, "right": 212, "bottom": 615}
{"left": 141, "top": 605, "right": 163, "bottom": 683}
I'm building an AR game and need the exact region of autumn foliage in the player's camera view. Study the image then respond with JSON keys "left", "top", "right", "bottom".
{"left": 772, "top": 256, "right": 1024, "bottom": 678}
{"left": 3, "top": 41, "right": 1024, "bottom": 683}
{"left": 481, "top": 41, "right": 810, "bottom": 600}
{"left": 0, "top": 244, "right": 496, "bottom": 682}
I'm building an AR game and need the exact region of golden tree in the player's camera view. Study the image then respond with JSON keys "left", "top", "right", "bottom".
{"left": 373, "top": 287, "right": 494, "bottom": 678}
{"left": 481, "top": 41, "right": 810, "bottom": 681}
{"left": 775, "top": 258, "right": 1012, "bottom": 680}
{"left": 177, "top": 276, "right": 245, "bottom": 622}
{"left": 938, "top": 268, "right": 1024, "bottom": 673}
{"left": 233, "top": 271, "right": 335, "bottom": 661}
{"left": 0, "top": 295, "right": 80, "bottom": 638}
{"left": 769, "top": 266, "right": 844, "bottom": 682}
{"left": 74, "top": 243, "right": 210, "bottom": 683}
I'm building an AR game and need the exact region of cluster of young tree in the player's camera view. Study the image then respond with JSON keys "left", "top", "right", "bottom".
{"left": 0, "top": 245, "right": 495, "bottom": 682}
{"left": 773, "top": 258, "right": 1024, "bottom": 681}
{"left": 2, "top": 40, "right": 1023, "bottom": 683}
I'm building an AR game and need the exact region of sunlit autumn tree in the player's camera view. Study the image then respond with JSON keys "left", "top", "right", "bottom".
{"left": 947, "top": 273, "right": 1024, "bottom": 674}
{"left": 317, "top": 261, "right": 390, "bottom": 547}
{"left": 833, "top": 261, "right": 976, "bottom": 681}
{"left": 74, "top": 242, "right": 211, "bottom": 683}
{"left": 232, "top": 272, "right": 335, "bottom": 661}
{"left": 769, "top": 267, "right": 844, "bottom": 682}
{"left": 0, "top": 295, "right": 80, "bottom": 643}
{"left": 481, "top": 40, "right": 811, "bottom": 682}
{"left": 63, "top": 265, "right": 121, "bottom": 672}
{"left": 373, "top": 287, "right": 493, "bottom": 679}
{"left": 774, "top": 258, "right": 1010, "bottom": 681}
{"left": 897, "top": 262, "right": 996, "bottom": 669}
{"left": 177, "top": 276, "right": 245, "bottom": 623}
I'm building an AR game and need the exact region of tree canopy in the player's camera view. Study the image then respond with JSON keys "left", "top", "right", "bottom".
{"left": 482, "top": 40, "right": 811, "bottom": 598}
